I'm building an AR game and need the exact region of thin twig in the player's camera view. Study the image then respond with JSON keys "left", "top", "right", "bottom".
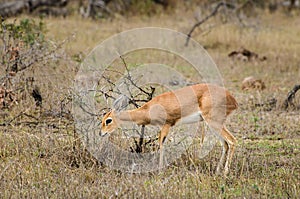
{"left": 120, "top": 55, "right": 155, "bottom": 98}
{"left": 0, "top": 107, "right": 31, "bottom": 126}
{"left": 185, "top": 2, "right": 236, "bottom": 46}
{"left": 119, "top": 55, "right": 156, "bottom": 152}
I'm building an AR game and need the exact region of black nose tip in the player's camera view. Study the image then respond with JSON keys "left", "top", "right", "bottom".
{"left": 99, "top": 131, "right": 107, "bottom": 137}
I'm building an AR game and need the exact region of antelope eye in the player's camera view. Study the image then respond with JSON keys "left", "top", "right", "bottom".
{"left": 105, "top": 118, "right": 112, "bottom": 125}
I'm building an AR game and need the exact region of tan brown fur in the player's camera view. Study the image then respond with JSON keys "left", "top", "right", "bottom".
{"left": 101, "top": 83, "right": 238, "bottom": 175}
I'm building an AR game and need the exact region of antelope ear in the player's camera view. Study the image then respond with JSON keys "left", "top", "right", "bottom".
{"left": 99, "top": 107, "right": 111, "bottom": 117}
{"left": 113, "top": 95, "right": 129, "bottom": 112}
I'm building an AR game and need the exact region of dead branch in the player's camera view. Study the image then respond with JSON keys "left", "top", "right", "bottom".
{"left": 185, "top": 2, "right": 235, "bottom": 46}
{"left": 119, "top": 55, "right": 156, "bottom": 153}
{"left": 79, "top": 103, "right": 101, "bottom": 117}
{"left": 98, "top": 55, "right": 156, "bottom": 153}
{"left": 120, "top": 55, "right": 155, "bottom": 102}
{"left": 0, "top": 107, "right": 31, "bottom": 126}
{"left": 283, "top": 84, "right": 300, "bottom": 110}
{"left": 115, "top": 55, "right": 155, "bottom": 109}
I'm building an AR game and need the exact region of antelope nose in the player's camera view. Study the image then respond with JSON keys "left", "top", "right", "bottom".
{"left": 99, "top": 128, "right": 103, "bottom": 136}
{"left": 99, "top": 130, "right": 107, "bottom": 137}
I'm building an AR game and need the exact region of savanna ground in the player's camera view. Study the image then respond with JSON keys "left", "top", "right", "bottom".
{"left": 1, "top": 7, "right": 300, "bottom": 198}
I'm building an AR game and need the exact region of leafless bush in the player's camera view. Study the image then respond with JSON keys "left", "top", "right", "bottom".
{"left": 96, "top": 55, "right": 157, "bottom": 153}
{"left": 0, "top": 18, "right": 74, "bottom": 126}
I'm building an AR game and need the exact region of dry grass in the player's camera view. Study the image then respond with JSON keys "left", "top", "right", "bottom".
{"left": 1, "top": 10, "right": 300, "bottom": 198}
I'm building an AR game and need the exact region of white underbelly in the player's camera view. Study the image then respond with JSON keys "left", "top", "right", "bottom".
{"left": 177, "top": 111, "right": 203, "bottom": 124}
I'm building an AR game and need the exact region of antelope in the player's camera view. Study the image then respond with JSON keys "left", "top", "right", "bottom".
{"left": 100, "top": 83, "right": 238, "bottom": 175}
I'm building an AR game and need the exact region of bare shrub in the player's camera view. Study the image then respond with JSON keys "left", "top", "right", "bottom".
{"left": 0, "top": 18, "right": 74, "bottom": 125}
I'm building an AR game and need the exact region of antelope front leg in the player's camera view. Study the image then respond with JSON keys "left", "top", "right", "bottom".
{"left": 158, "top": 124, "right": 171, "bottom": 170}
